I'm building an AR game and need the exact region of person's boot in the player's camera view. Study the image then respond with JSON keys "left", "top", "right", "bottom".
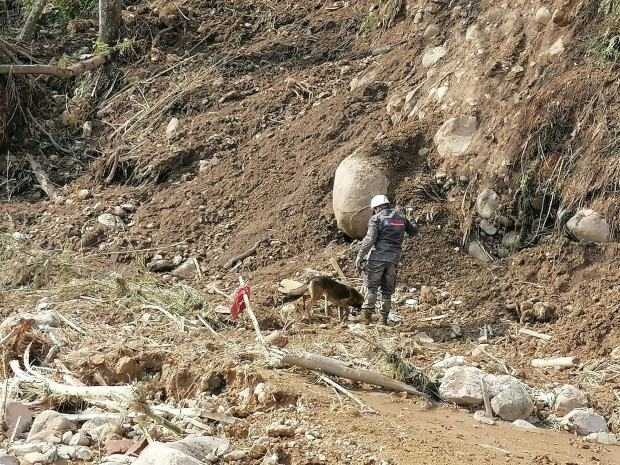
{"left": 381, "top": 313, "right": 389, "bottom": 326}
{"left": 381, "top": 299, "right": 392, "bottom": 326}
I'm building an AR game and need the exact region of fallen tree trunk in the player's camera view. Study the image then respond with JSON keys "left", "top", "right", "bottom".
{"left": 19, "top": 0, "right": 47, "bottom": 41}
{"left": 0, "top": 54, "right": 111, "bottom": 77}
{"left": 531, "top": 356, "right": 578, "bottom": 369}
{"left": 276, "top": 350, "right": 430, "bottom": 399}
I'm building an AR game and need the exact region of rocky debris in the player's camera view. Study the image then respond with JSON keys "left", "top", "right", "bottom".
{"left": 470, "top": 344, "right": 489, "bottom": 362}
{"left": 254, "top": 383, "right": 275, "bottom": 406}
{"left": 476, "top": 189, "right": 499, "bottom": 219}
{"left": 3, "top": 401, "right": 34, "bottom": 437}
{"left": 147, "top": 258, "right": 175, "bottom": 272}
{"left": 267, "top": 423, "right": 295, "bottom": 438}
{"left": 502, "top": 231, "right": 520, "bottom": 250}
{"left": 224, "top": 450, "right": 249, "bottom": 462}
{"left": 562, "top": 409, "right": 609, "bottom": 436}
{"left": 473, "top": 410, "right": 495, "bottom": 425}
{"left": 98, "top": 213, "right": 124, "bottom": 229}
{"left": 434, "top": 116, "right": 478, "bottom": 158}
{"left": 512, "top": 419, "right": 538, "bottom": 431}
{"left": 439, "top": 366, "right": 485, "bottom": 406}
{"left": 611, "top": 347, "right": 620, "bottom": 360}
{"left": 422, "top": 46, "right": 447, "bottom": 67}
{"left": 69, "top": 432, "right": 91, "bottom": 446}
{"left": 432, "top": 355, "right": 465, "bottom": 372}
{"left": 535, "top": 7, "right": 552, "bottom": 24}
{"left": 519, "top": 301, "right": 556, "bottom": 324}
{"left": 171, "top": 259, "right": 199, "bottom": 280}
{"left": 61, "top": 431, "right": 73, "bottom": 445}
{"left": 105, "top": 439, "right": 137, "bottom": 455}
{"left": 479, "top": 220, "right": 497, "bottom": 236}
{"left": 566, "top": 209, "right": 611, "bottom": 243}
{"left": 349, "top": 67, "right": 379, "bottom": 92}
{"left": 490, "top": 383, "right": 534, "bottom": 421}
{"left": 0, "top": 456, "right": 19, "bottom": 465}
{"left": 553, "top": 385, "right": 588, "bottom": 416}
{"left": 27, "top": 411, "right": 76, "bottom": 442}
{"left": 332, "top": 149, "right": 390, "bottom": 239}
{"left": 134, "top": 436, "right": 230, "bottom": 465}
{"left": 77, "top": 189, "right": 91, "bottom": 200}
{"left": 586, "top": 432, "right": 619, "bottom": 446}
{"left": 546, "top": 37, "right": 565, "bottom": 56}
{"left": 419, "top": 286, "right": 436, "bottom": 304}
{"left": 100, "top": 454, "right": 135, "bottom": 465}
{"left": 265, "top": 331, "right": 288, "bottom": 348}
{"left": 467, "top": 241, "right": 491, "bottom": 263}
{"left": 484, "top": 375, "right": 525, "bottom": 398}
{"left": 80, "top": 417, "right": 123, "bottom": 442}
{"left": 166, "top": 117, "right": 180, "bottom": 140}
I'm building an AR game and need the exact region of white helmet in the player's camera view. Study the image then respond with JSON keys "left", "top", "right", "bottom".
{"left": 370, "top": 194, "right": 390, "bottom": 209}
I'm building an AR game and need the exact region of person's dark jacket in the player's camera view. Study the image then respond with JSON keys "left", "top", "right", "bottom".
{"left": 356, "top": 207, "right": 417, "bottom": 264}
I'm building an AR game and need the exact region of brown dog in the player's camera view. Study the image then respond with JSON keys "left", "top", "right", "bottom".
{"left": 302, "top": 276, "right": 364, "bottom": 322}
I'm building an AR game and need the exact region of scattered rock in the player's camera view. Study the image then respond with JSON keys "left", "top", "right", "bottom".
{"left": 22, "top": 452, "right": 51, "bottom": 465}
{"left": 535, "top": 7, "right": 552, "bottom": 24}
{"left": 81, "top": 417, "right": 123, "bottom": 442}
{"left": 0, "top": 456, "right": 19, "bottom": 465}
{"left": 470, "top": 344, "right": 489, "bottom": 362}
{"left": 491, "top": 383, "right": 534, "bottom": 421}
{"left": 82, "top": 121, "right": 93, "bottom": 138}
{"left": 224, "top": 450, "right": 249, "bottom": 462}
{"left": 267, "top": 424, "right": 295, "bottom": 438}
{"left": 473, "top": 410, "right": 495, "bottom": 425}
{"left": 512, "top": 419, "right": 538, "bottom": 431}
{"left": 419, "top": 286, "right": 436, "bottom": 304}
{"left": 134, "top": 436, "right": 230, "bottom": 465}
{"left": 439, "top": 366, "right": 485, "bottom": 406}
{"left": 563, "top": 409, "right": 609, "bottom": 436}
{"left": 97, "top": 213, "right": 124, "bottom": 229}
{"left": 484, "top": 374, "right": 526, "bottom": 398}
{"left": 554, "top": 385, "right": 588, "bottom": 416}
{"left": 69, "top": 432, "right": 91, "bottom": 446}
{"left": 166, "top": 118, "right": 180, "bottom": 140}
{"left": 61, "top": 431, "right": 73, "bottom": 445}
{"left": 465, "top": 24, "right": 480, "bottom": 42}
{"left": 611, "top": 347, "right": 620, "bottom": 360}
{"left": 349, "top": 68, "right": 379, "bottom": 92}
{"left": 27, "top": 411, "right": 76, "bottom": 442}
{"left": 77, "top": 189, "right": 91, "bottom": 200}
{"left": 546, "top": 37, "right": 565, "bottom": 56}
{"left": 432, "top": 355, "right": 465, "bottom": 371}
{"left": 476, "top": 189, "right": 499, "bottom": 219}
{"left": 423, "top": 24, "right": 440, "bottom": 39}
{"left": 3, "top": 401, "right": 34, "bottom": 437}
{"left": 480, "top": 220, "right": 497, "bottom": 235}
{"left": 171, "top": 259, "right": 199, "bottom": 280}
{"left": 502, "top": 231, "right": 520, "bottom": 250}
{"left": 254, "top": 383, "right": 275, "bottom": 406}
{"left": 566, "top": 209, "right": 611, "bottom": 243}
{"left": 586, "top": 432, "right": 619, "bottom": 446}
{"left": 105, "top": 439, "right": 136, "bottom": 455}
{"left": 147, "top": 258, "right": 175, "bottom": 272}
{"left": 422, "top": 46, "right": 447, "bottom": 67}
{"left": 434, "top": 116, "right": 478, "bottom": 158}
{"left": 467, "top": 241, "right": 491, "bottom": 263}
{"left": 265, "top": 331, "right": 288, "bottom": 348}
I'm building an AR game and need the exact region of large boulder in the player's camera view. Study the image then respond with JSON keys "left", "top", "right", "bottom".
{"left": 434, "top": 116, "right": 478, "bottom": 158}
{"left": 333, "top": 150, "right": 389, "bottom": 239}
{"left": 439, "top": 366, "right": 484, "bottom": 406}
{"left": 562, "top": 409, "right": 609, "bottom": 436}
{"left": 490, "top": 383, "right": 534, "bottom": 421}
{"left": 566, "top": 209, "right": 611, "bottom": 243}
{"left": 553, "top": 385, "right": 588, "bottom": 416}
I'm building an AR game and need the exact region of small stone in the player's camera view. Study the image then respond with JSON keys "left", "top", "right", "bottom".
{"left": 171, "top": 259, "right": 199, "bottom": 280}
{"left": 491, "top": 383, "right": 534, "bottom": 421}
{"left": 512, "top": 419, "right": 538, "bottom": 431}
{"left": 434, "top": 116, "right": 478, "bottom": 158}
{"left": 166, "top": 117, "right": 180, "bottom": 140}
{"left": 473, "top": 410, "right": 496, "bottom": 425}
{"left": 62, "top": 431, "right": 73, "bottom": 445}
{"left": 224, "top": 450, "right": 248, "bottom": 462}
{"left": 476, "top": 189, "right": 500, "bottom": 219}
{"left": 423, "top": 24, "right": 440, "bottom": 39}
{"left": 611, "top": 347, "right": 620, "bottom": 360}
{"left": 97, "top": 213, "right": 124, "bottom": 229}
{"left": 480, "top": 220, "right": 497, "bottom": 236}
{"left": 81, "top": 418, "right": 123, "bottom": 442}
{"left": 3, "top": 401, "right": 34, "bottom": 437}
{"left": 105, "top": 439, "right": 135, "bottom": 455}
{"left": 467, "top": 241, "right": 491, "bottom": 263}
{"left": 120, "top": 203, "right": 136, "bottom": 213}
{"left": 27, "top": 410, "right": 76, "bottom": 442}
{"left": 254, "top": 383, "right": 274, "bottom": 405}
{"left": 419, "top": 286, "right": 436, "bottom": 304}
{"left": 566, "top": 209, "right": 611, "bottom": 243}
{"left": 554, "top": 385, "right": 588, "bottom": 416}
{"left": 547, "top": 37, "right": 565, "bottom": 56}
{"left": 422, "top": 46, "right": 447, "bottom": 67}
{"left": 74, "top": 447, "right": 93, "bottom": 461}
{"left": 69, "top": 432, "right": 91, "bottom": 446}
{"left": 22, "top": 452, "right": 50, "bottom": 465}
{"left": 267, "top": 424, "right": 295, "bottom": 438}
{"left": 77, "top": 189, "right": 91, "bottom": 200}
{"left": 265, "top": 331, "right": 288, "bottom": 348}
{"left": 112, "top": 206, "right": 127, "bottom": 217}
{"left": 562, "top": 408, "right": 609, "bottom": 436}
{"left": 0, "top": 455, "right": 19, "bottom": 465}
{"left": 147, "top": 259, "right": 175, "bottom": 272}
{"left": 82, "top": 121, "right": 93, "bottom": 138}
{"left": 586, "top": 432, "right": 619, "bottom": 446}
{"left": 470, "top": 344, "right": 489, "bottom": 362}
{"left": 535, "top": 7, "right": 552, "bottom": 24}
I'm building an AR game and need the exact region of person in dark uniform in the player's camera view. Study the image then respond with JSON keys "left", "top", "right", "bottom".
{"left": 355, "top": 195, "right": 417, "bottom": 325}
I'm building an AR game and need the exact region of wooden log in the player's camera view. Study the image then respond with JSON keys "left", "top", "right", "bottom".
{"left": 0, "top": 54, "right": 111, "bottom": 77}
{"left": 530, "top": 356, "right": 578, "bottom": 369}
{"left": 519, "top": 328, "right": 552, "bottom": 342}
{"left": 277, "top": 350, "right": 430, "bottom": 400}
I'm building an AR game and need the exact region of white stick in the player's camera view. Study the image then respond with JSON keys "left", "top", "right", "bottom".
{"left": 519, "top": 328, "right": 552, "bottom": 342}
{"left": 316, "top": 372, "right": 376, "bottom": 414}
{"left": 239, "top": 277, "right": 266, "bottom": 347}
{"left": 480, "top": 378, "right": 493, "bottom": 419}
{"left": 54, "top": 311, "right": 85, "bottom": 334}
{"left": 531, "top": 357, "right": 578, "bottom": 368}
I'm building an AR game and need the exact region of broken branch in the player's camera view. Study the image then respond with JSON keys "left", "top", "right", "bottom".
{"left": 0, "top": 54, "right": 111, "bottom": 77}
{"left": 519, "top": 328, "right": 552, "bottom": 342}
